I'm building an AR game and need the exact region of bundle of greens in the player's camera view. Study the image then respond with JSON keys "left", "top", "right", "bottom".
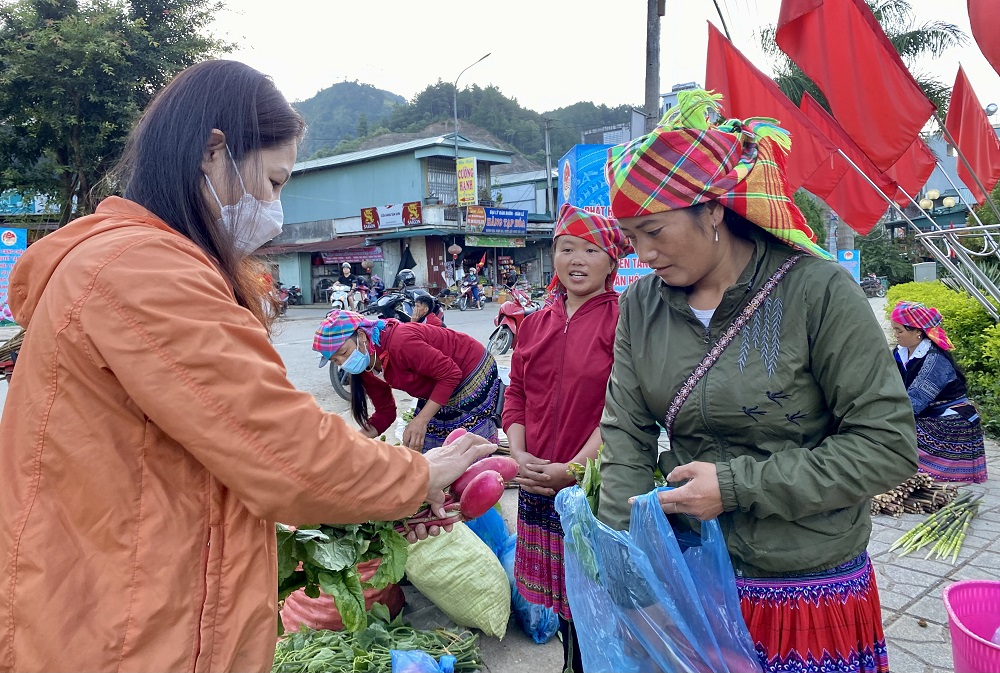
{"left": 567, "top": 446, "right": 602, "bottom": 515}
{"left": 276, "top": 523, "right": 408, "bottom": 633}
{"left": 272, "top": 604, "right": 481, "bottom": 673}
{"left": 889, "top": 490, "right": 983, "bottom": 564}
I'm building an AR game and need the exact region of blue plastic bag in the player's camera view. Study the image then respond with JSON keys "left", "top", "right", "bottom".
{"left": 500, "top": 533, "right": 560, "bottom": 644}
{"left": 465, "top": 506, "right": 508, "bottom": 558}
{"left": 555, "top": 486, "right": 761, "bottom": 673}
{"left": 390, "top": 650, "right": 456, "bottom": 673}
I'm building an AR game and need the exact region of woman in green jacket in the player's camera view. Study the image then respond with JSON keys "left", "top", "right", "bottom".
{"left": 597, "top": 91, "right": 917, "bottom": 673}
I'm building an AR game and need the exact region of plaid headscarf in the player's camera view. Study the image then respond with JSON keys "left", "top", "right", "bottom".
{"left": 606, "top": 89, "right": 831, "bottom": 259}
{"left": 548, "top": 203, "right": 633, "bottom": 295}
{"left": 891, "top": 301, "right": 954, "bottom": 351}
{"left": 313, "top": 310, "right": 387, "bottom": 367}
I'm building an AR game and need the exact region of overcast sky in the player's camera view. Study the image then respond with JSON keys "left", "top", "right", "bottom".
{"left": 209, "top": 0, "right": 1000, "bottom": 117}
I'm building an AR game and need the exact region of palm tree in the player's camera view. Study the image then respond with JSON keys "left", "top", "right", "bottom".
{"left": 759, "top": 0, "right": 966, "bottom": 114}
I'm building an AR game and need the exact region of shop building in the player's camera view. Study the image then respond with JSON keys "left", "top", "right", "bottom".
{"left": 258, "top": 133, "right": 557, "bottom": 303}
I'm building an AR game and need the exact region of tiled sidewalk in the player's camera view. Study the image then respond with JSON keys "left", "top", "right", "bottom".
{"left": 872, "top": 437, "right": 999, "bottom": 672}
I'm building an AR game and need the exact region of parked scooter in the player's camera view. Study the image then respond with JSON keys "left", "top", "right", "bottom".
{"left": 275, "top": 284, "right": 289, "bottom": 316}
{"left": 0, "top": 328, "right": 23, "bottom": 384}
{"left": 285, "top": 285, "right": 303, "bottom": 306}
{"left": 488, "top": 284, "right": 541, "bottom": 355}
{"left": 860, "top": 273, "right": 886, "bottom": 298}
{"left": 457, "top": 281, "right": 486, "bottom": 311}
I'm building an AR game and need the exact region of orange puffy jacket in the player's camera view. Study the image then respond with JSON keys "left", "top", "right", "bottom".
{"left": 0, "top": 198, "right": 429, "bottom": 672}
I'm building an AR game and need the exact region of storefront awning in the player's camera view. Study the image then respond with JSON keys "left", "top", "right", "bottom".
{"left": 254, "top": 235, "right": 370, "bottom": 256}
{"left": 366, "top": 227, "right": 455, "bottom": 242}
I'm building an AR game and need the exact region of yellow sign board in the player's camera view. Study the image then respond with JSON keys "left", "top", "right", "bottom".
{"left": 456, "top": 157, "right": 477, "bottom": 206}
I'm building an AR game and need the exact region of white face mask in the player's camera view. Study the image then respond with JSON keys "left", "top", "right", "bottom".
{"left": 204, "top": 147, "right": 284, "bottom": 255}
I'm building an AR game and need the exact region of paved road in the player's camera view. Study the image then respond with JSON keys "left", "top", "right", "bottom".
{"left": 2, "top": 298, "right": 997, "bottom": 672}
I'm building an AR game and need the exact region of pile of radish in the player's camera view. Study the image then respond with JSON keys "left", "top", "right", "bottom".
{"left": 396, "top": 428, "right": 518, "bottom": 534}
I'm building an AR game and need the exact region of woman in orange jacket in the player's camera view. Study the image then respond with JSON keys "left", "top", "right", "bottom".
{"left": 0, "top": 60, "right": 492, "bottom": 673}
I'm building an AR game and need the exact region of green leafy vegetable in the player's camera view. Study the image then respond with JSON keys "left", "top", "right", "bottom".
{"left": 272, "top": 606, "right": 481, "bottom": 673}
{"left": 568, "top": 445, "right": 603, "bottom": 515}
{"left": 276, "top": 522, "right": 408, "bottom": 633}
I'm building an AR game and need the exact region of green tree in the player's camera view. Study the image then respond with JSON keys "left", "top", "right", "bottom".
{"left": 971, "top": 182, "right": 1000, "bottom": 226}
{"left": 0, "top": 0, "right": 229, "bottom": 225}
{"left": 857, "top": 224, "right": 921, "bottom": 284}
{"left": 759, "top": 0, "right": 966, "bottom": 113}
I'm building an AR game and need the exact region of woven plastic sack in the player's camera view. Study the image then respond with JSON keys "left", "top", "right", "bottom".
{"left": 404, "top": 522, "right": 510, "bottom": 638}
{"left": 555, "top": 486, "right": 761, "bottom": 673}
{"left": 279, "top": 557, "right": 404, "bottom": 632}
{"left": 500, "top": 533, "right": 559, "bottom": 644}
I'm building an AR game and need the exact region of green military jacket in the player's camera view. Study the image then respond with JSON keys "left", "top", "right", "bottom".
{"left": 598, "top": 233, "right": 917, "bottom": 577}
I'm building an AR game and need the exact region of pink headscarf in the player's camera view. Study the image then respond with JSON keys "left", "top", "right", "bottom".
{"left": 891, "top": 301, "right": 954, "bottom": 351}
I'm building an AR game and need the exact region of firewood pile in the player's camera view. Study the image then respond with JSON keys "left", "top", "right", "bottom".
{"left": 871, "top": 473, "right": 959, "bottom": 517}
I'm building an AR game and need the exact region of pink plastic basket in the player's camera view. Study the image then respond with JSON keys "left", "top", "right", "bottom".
{"left": 943, "top": 580, "right": 1000, "bottom": 673}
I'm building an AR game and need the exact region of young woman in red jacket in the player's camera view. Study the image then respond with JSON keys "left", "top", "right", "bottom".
{"left": 314, "top": 311, "right": 500, "bottom": 452}
{"left": 502, "top": 204, "right": 631, "bottom": 672}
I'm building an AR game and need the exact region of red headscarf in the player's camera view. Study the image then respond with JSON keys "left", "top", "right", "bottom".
{"left": 547, "top": 203, "right": 633, "bottom": 296}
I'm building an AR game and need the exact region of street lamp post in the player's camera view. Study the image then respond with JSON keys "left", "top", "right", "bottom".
{"left": 453, "top": 53, "right": 490, "bottom": 228}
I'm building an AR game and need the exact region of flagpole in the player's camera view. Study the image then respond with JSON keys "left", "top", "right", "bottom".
{"left": 896, "top": 190, "right": 1000, "bottom": 310}
{"left": 834, "top": 149, "right": 1000, "bottom": 319}
{"left": 935, "top": 113, "right": 1000, "bottom": 223}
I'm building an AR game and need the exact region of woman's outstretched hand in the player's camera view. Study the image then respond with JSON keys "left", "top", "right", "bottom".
{"left": 423, "top": 432, "right": 496, "bottom": 515}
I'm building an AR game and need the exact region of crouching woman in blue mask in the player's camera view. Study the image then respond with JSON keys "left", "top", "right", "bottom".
{"left": 315, "top": 310, "right": 502, "bottom": 452}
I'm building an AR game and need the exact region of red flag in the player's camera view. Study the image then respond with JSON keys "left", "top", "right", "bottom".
{"left": 476, "top": 252, "right": 487, "bottom": 270}
{"left": 969, "top": 0, "right": 1000, "bottom": 78}
{"left": 704, "top": 22, "right": 837, "bottom": 193}
{"left": 776, "top": 0, "right": 935, "bottom": 171}
{"left": 799, "top": 93, "right": 894, "bottom": 234}
{"left": 944, "top": 66, "right": 1000, "bottom": 204}
{"left": 885, "top": 138, "right": 938, "bottom": 207}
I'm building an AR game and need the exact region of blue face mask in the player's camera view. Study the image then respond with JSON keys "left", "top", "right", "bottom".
{"left": 341, "top": 341, "right": 371, "bottom": 374}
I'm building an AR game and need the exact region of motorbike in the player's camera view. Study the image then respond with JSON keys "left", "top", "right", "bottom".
{"left": 0, "top": 328, "right": 23, "bottom": 384}
{"left": 860, "top": 274, "right": 886, "bottom": 298}
{"left": 285, "top": 285, "right": 303, "bottom": 306}
{"left": 457, "top": 281, "right": 486, "bottom": 311}
{"left": 354, "top": 282, "right": 370, "bottom": 314}
{"left": 275, "top": 283, "right": 290, "bottom": 316}
{"left": 367, "top": 284, "right": 434, "bottom": 319}
{"left": 329, "top": 283, "right": 352, "bottom": 311}
{"left": 488, "top": 284, "right": 541, "bottom": 355}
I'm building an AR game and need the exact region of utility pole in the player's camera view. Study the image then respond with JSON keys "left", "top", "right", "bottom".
{"left": 645, "top": 0, "right": 665, "bottom": 132}
{"left": 544, "top": 119, "right": 554, "bottom": 216}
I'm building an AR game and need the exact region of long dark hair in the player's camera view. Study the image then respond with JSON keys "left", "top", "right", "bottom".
{"left": 113, "top": 60, "right": 305, "bottom": 332}
{"left": 350, "top": 373, "right": 371, "bottom": 429}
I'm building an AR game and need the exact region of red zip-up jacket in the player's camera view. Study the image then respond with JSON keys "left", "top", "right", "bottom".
{"left": 502, "top": 291, "right": 619, "bottom": 464}
{"left": 362, "top": 321, "right": 486, "bottom": 434}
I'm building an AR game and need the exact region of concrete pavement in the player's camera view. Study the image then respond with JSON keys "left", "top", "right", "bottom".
{"left": 2, "top": 298, "right": 998, "bottom": 672}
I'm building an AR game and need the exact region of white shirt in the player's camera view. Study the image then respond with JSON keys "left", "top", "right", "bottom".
{"left": 690, "top": 307, "right": 715, "bottom": 329}
{"left": 896, "top": 338, "right": 931, "bottom": 369}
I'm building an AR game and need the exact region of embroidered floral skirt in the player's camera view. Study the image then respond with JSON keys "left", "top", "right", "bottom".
{"left": 737, "top": 552, "right": 889, "bottom": 673}
{"left": 916, "top": 411, "right": 988, "bottom": 483}
{"left": 415, "top": 353, "right": 500, "bottom": 452}
{"left": 514, "top": 490, "right": 572, "bottom": 620}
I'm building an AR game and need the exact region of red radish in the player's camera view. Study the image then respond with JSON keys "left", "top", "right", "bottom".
{"left": 451, "top": 456, "right": 519, "bottom": 497}
{"left": 459, "top": 470, "right": 506, "bottom": 519}
{"left": 444, "top": 428, "right": 468, "bottom": 445}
